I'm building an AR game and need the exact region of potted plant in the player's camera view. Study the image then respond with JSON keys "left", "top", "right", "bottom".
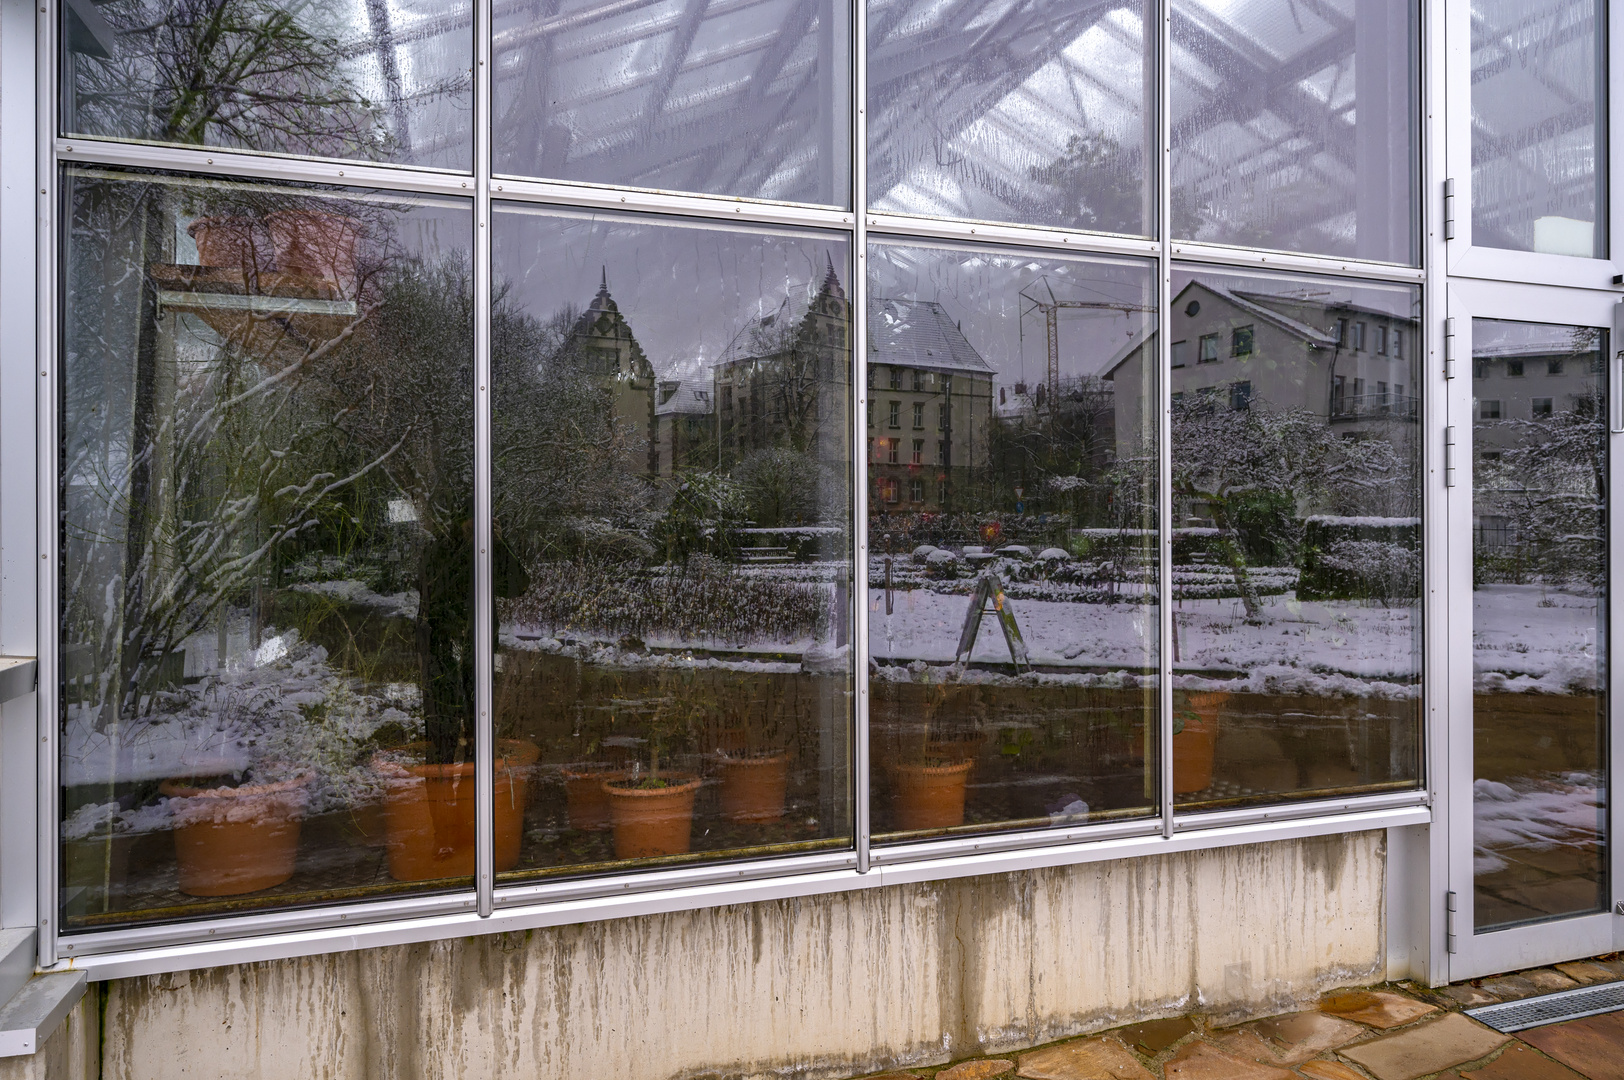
{"left": 1173, "top": 689, "right": 1226, "bottom": 794}
{"left": 160, "top": 765, "right": 311, "bottom": 897}
{"left": 560, "top": 703, "right": 629, "bottom": 832}
{"left": 887, "top": 678, "right": 976, "bottom": 832}
{"left": 712, "top": 682, "right": 792, "bottom": 824}
{"left": 604, "top": 686, "right": 702, "bottom": 859}
{"left": 375, "top": 738, "right": 541, "bottom": 881}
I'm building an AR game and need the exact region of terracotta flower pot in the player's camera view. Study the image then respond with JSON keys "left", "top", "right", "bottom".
{"left": 159, "top": 774, "right": 310, "bottom": 897}
{"left": 718, "top": 753, "right": 789, "bottom": 823}
{"left": 561, "top": 762, "right": 626, "bottom": 831}
{"left": 604, "top": 774, "right": 702, "bottom": 859}
{"left": 1173, "top": 691, "right": 1226, "bottom": 794}
{"left": 187, "top": 215, "right": 271, "bottom": 277}
{"left": 377, "top": 739, "right": 539, "bottom": 882}
{"left": 265, "top": 209, "right": 362, "bottom": 295}
{"left": 889, "top": 759, "right": 974, "bottom": 831}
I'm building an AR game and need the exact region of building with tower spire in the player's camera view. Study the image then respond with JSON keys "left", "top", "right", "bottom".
{"left": 564, "top": 268, "right": 659, "bottom": 476}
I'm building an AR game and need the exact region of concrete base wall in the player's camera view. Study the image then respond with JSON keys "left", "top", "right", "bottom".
{"left": 94, "top": 831, "right": 1385, "bottom": 1080}
{"left": 0, "top": 995, "right": 98, "bottom": 1080}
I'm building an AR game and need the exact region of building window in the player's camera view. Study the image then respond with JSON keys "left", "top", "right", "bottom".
{"left": 1394, "top": 329, "right": 1404, "bottom": 359}
{"left": 1229, "top": 381, "right": 1252, "bottom": 411}
{"left": 1533, "top": 397, "right": 1553, "bottom": 417}
{"left": 1352, "top": 321, "right": 1366, "bottom": 350}
{"left": 908, "top": 478, "right": 924, "bottom": 502}
{"left": 1172, "top": 339, "right": 1191, "bottom": 368}
{"left": 1332, "top": 375, "right": 1346, "bottom": 415}
{"left": 938, "top": 439, "right": 948, "bottom": 464}
{"left": 912, "top": 439, "right": 923, "bottom": 464}
{"left": 912, "top": 370, "right": 924, "bottom": 392}
{"left": 1231, "top": 325, "right": 1254, "bottom": 356}
{"left": 1548, "top": 358, "right": 1564, "bottom": 375}
{"left": 882, "top": 478, "right": 900, "bottom": 503}
{"left": 888, "top": 401, "right": 900, "bottom": 427}
{"left": 1198, "top": 333, "right": 1220, "bottom": 362}
{"left": 1376, "top": 325, "right": 1388, "bottom": 355}
{"left": 912, "top": 402, "right": 924, "bottom": 428}
{"left": 887, "top": 439, "right": 899, "bottom": 464}
{"left": 938, "top": 402, "right": 949, "bottom": 429}
{"left": 890, "top": 367, "right": 903, "bottom": 390}
{"left": 1480, "top": 399, "right": 1503, "bottom": 419}
{"left": 1507, "top": 359, "right": 1524, "bottom": 377}
{"left": 1335, "top": 317, "right": 1348, "bottom": 345}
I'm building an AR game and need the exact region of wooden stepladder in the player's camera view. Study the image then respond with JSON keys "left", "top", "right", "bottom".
{"left": 954, "top": 573, "right": 1030, "bottom": 672}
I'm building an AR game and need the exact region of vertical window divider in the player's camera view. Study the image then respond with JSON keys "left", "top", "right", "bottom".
{"left": 852, "top": 0, "right": 871, "bottom": 873}
{"left": 474, "top": 0, "right": 496, "bottom": 918}
{"left": 35, "top": 0, "right": 59, "bottom": 967}
{"left": 1157, "top": 0, "right": 1175, "bottom": 839}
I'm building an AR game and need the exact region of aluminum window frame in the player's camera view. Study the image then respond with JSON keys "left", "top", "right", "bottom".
{"left": 22, "top": 0, "right": 1437, "bottom": 977}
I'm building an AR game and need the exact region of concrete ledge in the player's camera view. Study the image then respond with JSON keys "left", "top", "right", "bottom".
{"left": 0, "top": 973, "right": 88, "bottom": 1058}
{"left": 0, "top": 658, "right": 35, "bottom": 706}
{"left": 0, "top": 933, "right": 32, "bottom": 1015}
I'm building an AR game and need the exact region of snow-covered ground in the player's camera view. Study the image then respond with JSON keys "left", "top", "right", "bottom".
{"left": 1474, "top": 773, "right": 1603, "bottom": 877}
{"left": 1473, "top": 584, "right": 1602, "bottom": 694}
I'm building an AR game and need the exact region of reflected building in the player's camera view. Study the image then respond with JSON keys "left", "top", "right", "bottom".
{"left": 1472, "top": 333, "right": 1603, "bottom": 455}
{"left": 866, "top": 297, "right": 995, "bottom": 511}
{"left": 653, "top": 376, "right": 715, "bottom": 477}
{"left": 564, "top": 271, "right": 659, "bottom": 477}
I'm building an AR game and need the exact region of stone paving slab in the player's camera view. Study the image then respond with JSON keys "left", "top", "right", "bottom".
{"left": 1224, "top": 1011, "right": 1364, "bottom": 1064}
{"left": 1296, "top": 1061, "right": 1369, "bottom": 1080}
{"left": 938, "top": 1061, "right": 1014, "bottom": 1080}
{"left": 1162, "top": 1043, "right": 1293, "bottom": 1080}
{"left": 1337, "top": 1013, "right": 1509, "bottom": 1080}
{"left": 1119, "top": 1018, "right": 1197, "bottom": 1055}
{"left": 1459, "top": 1042, "right": 1588, "bottom": 1080}
{"left": 1520, "top": 1009, "right": 1624, "bottom": 1080}
{"left": 1555, "top": 960, "right": 1620, "bottom": 985}
{"left": 1318, "top": 990, "right": 1438, "bottom": 1031}
{"left": 1016, "top": 1037, "right": 1154, "bottom": 1080}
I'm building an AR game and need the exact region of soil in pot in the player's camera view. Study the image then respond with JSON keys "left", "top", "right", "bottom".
{"left": 604, "top": 774, "right": 702, "bottom": 859}
{"left": 159, "top": 774, "right": 310, "bottom": 897}
{"left": 1173, "top": 691, "right": 1226, "bottom": 794}
{"left": 561, "top": 762, "right": 626, "bottom": 831}
{"left": 378, "top": 739, "right": 539, "bottom": 882}
{"left": 718, "top": 752, "right": 789, "bottom": 823}
{"left": 889, "top": 759, "right": 974, "bottom": 832}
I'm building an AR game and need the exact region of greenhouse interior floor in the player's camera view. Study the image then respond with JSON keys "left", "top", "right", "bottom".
{"left": 845, "top": 954, "right": 1624, "bottom": 1080}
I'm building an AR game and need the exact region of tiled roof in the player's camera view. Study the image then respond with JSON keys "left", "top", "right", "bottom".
{"left": 655, "top": 375, "right": 714, "bottom": 416}
{"left": 868, "top": 297, "right": 995, "bottom": 374}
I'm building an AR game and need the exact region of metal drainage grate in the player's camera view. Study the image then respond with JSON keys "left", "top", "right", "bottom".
{"left": 1465, "top": 980, "right": 1624, "bottom": 1033}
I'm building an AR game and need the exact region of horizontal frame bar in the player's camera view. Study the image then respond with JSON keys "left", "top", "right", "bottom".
{"left": 1171, "top": 240, "right": 1427, "bottom": 283}
{"left": 865, "top": 211, "right": 1159, "bottom": 259}
{"left": 1170, "top": 788, "right": 1432, "bottom": 833}
{"left": 48, "top": 801, "right": 1430, "bottom": 980}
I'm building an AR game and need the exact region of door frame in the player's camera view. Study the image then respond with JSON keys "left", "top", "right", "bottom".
{"left": 1444, "top": 278, "right": 1624, "bottom": 980}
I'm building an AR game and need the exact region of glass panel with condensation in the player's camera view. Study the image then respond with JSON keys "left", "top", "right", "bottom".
{"left": 59, "top": 167, "right": 475, "bottom": 930}
{"left": 1170, "top": 0, "right": 1417, "bottom": 264}
{"left": 492, "top": 0, "right": 851, "bottom": 206}
{"left": 489, "top": 205, "right": 853, "bottom": 880}
{"left": 61, "top": 0, "right": 474, "bottom": 171}
{"left": 1471, "top": 0, "right": 1607, "bottom": 258}
{"left": 1167, "top": 266, "right": 1423, "bottom": 811}
{"left": 1472, "top": 318, "right": 1607, "bottom": 931}
{"left": 866, "top": 0, "right": 1153, "bottom": 235}
{"left": 866, "top": 240, "right": 1159, "bottom": 843}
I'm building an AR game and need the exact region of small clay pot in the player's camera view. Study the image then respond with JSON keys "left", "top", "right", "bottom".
{"left": 1173, "top": 691, "right": 1226, "bottom": 794}
{"left": 889, "top": 759, "right": 974, "bottom": 832}
{"left": 187, "top": 215, "right": 271, "bottom": 277}
{"left": 159, "top": 774, "right": 310, "bottom": 897}
{"left": 377, "top": 739, "right": 539, "bottom": 882}
{"left": 718, "top": 752, "right": 789, "bottom": 823}
{"left": 265, "top": 209, "right": 362, "bottom": 295}
{"left": 604, "top": 774, "right": 701, "bottom": 859}
{"left": 561, "top": 762, "right": 626, "bottom": 831}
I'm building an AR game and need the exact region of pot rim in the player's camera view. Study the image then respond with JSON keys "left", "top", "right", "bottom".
{"left": 889, "top": 759, "right": 975, "bottom": 777}
{"left": 603, "top": 774, "right": 702, "bottom": 798}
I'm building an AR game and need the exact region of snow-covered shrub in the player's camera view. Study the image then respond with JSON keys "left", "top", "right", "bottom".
{"left": 1298, "top": 517, "right": 1421, "bottom": 602}
{"left": 924, "top": 548, "right": 962, "bottom": 580}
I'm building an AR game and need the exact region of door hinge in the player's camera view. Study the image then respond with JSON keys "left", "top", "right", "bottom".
{"left": 1445, "top": 890, "right": 1458, "bottom": 953}
{"left": 1443, "top": 179, "right": 1456, "bottom": 240}
{"left": 1443, "top": 317, "right": 1457, "bottom": 380}
{"left": 1444, "top": 427, "right": 1457, "bottom": 487}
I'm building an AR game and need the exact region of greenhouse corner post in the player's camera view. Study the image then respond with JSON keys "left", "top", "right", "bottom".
{"left": 34, "top": 0, "right": 58, "bottom": 968}
{"left": 475, "top": 0, "right": 496, "bottom": 920}
{"left": 852, "top": 0, "right": 871, "bottom": 874}
{"left": 1157, "top": 0, "right": 1175, "bottom": 840}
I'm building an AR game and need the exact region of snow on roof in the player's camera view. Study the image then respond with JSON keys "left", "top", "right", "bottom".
{"left": 655, "top": 374, "right": 713, "bottom": 416}
{"left": 868, "top": 297, "right": 996, "bottom": 375}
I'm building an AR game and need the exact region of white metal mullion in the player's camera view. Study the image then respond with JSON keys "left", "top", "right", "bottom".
{"left": 853, "top": 0, "right": 871, "bottom": 874}
{"left": 35, "top": 0, "right": 59, "bottom": 970}
{"left": 491, "top": 175, "right": 855, "bottom": 230}
{"left": 56, "top": 139, "right": 474, "bottom": 197}
{"left": 1157, "top": 0, "right": 1175, "bottom": 838}
{"left": 475, "top": 0, "right": 496, "bottom": 918}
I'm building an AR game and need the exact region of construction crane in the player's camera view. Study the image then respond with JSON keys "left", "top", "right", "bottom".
{"left": 1018, "top": 279, "right": 1153, "bottom": 410}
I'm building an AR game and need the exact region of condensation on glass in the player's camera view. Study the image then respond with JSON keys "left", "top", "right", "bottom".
{"left": 866, "top": 0, "right": 1151, "bottom": 235}
{"left": 60, "top": 0, "right": 474, "bottom": 170}
{"left": 1170, "top": 0, "right": 1417, "bottom": 264}
{"left": 1472, "top": 318, "right": 1607, "bottom": 931}
{"left": 1470, "top": 0, "right": 1607, "bottom": 258}
{"left": 492, "top": 0, "right": 851, "bottom": 206}
{"left": 865, "top": 241, "right": 1159, "bottom": 841}
{"left": 58, "top": 167, "right": 475, "bottom": 928}
{"left": 1166, "top": 266, "right": 1423, "bottom": 809}
{"left": 488, "top": 205, "right": 854, "bottom": 879}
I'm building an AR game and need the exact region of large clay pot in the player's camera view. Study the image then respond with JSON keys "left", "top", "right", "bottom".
{"left": 718, "top": 753, "right": 789, "bottom": 823}
{"left": 561, "top": 762, "right": 626, "bottom": 831}
{"left": 265, "top": 210, "right": 362, "bottom": 295}
{"left": 1173, "top": 691, "right": 1226, "bottom": 794}
{"left": 378, "top": 739, "right": 539, "bottom": 882}
{"left": 889, "top": 759, "right": 974, "bottom": 832}
{"left": 159, "top": 774, "right": 309, "bottom": 896}
{"left": 604, "top": 774, "right": 701, "bottom": 859}
{"left": 187, "top": 215, "right": 270, "bottom": 277}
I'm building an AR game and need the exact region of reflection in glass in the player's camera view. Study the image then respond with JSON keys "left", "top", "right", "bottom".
{"left": 1472, "top": 319, "right": 1607, "bottom": 931}
{"left": 59, "top": 168, "right": 474, "bottom": 928}
{"left": 1170, "top": 0, "right": 1416, "bottom": 263}
{"left": 1160, "top": 267, "right": 1422, "bottom": 808}
{"left": 493, "top": 0, "right": 850, "bottom": 206}
{"left": 1471, "top": 0, "right": 1606, "bottom": 258}
{"left": 866, "top": 242, "right": 1158, "bottom": 841}
{"left": 490, "top": 206, "right": 853, "bottom": 878}
{"left": 867, "top": 0, "right": 1150, "bottom": 234}
{"left": 62, "top": 0, "right": 473, "bottom": 170}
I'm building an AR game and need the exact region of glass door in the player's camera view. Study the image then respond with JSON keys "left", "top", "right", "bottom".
{"left": 1446, "top": 280, "right": 1624, "bottom": 979}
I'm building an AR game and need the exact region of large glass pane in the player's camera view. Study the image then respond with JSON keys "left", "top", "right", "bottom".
{"left": 60, "top": 168, "right": 474, "bottom": 929}
{"left": 1472, "top": 318, "right": 1607, "bottom": 931}
{"left": 1167, "top": 266, "right": 1422, "bottom": 809}
{"left": 492, "top": 0, "right": 850, "bottom": 206}
{"left": 866, "top": 241, "right": 1158, "bottom": 842}
{"left": 1170, "top": 0, "right": 1417, "bottom": 263}
{"left": 62, "top": 0, "right": 473, "bottom": 170}
{"left": 1471, "top": 0, "right": 1606, "bottom": 258}
{"left": 867, "top": 0, "right": 1152, "bottom": 235}
{"left": 490, "top": 206, "right": 853, "bottom": 880}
